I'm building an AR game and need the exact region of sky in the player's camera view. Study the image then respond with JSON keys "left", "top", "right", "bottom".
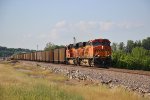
{"left": 0, "top": 0, "right": 150, "bottom": 50}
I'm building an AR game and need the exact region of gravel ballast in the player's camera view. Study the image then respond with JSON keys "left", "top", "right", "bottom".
{"left": 20, "top": 61, "right": 150, "bottom": 97}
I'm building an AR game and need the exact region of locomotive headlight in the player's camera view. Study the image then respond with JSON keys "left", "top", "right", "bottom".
{"left": 102, "top": 46, "right": 104, "bottom": 49}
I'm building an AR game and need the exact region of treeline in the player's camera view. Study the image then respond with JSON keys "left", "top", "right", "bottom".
{"left": 44, "top": 42, "right": 65, "bottom": 51}
{"left": 0, "top": 46, "right": 35, "bottom": 57}
{"left": 111, "top": 37, "right": 150, "bottom": 71}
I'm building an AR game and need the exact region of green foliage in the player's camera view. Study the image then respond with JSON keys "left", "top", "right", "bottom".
{"left": 111, "top": 43, "right": 118, "bottom": 51}
{"left": 131, "top": 47, "right": 148, "bottom": 58}
{"left": 118, "top": 42, "right": 125, "bottom": 51}
{"left": 112, "top": 47, "right": 150, "bottom": 71}
{"left": 44, "top": 42, "right": 65, "bottom": 51}
{"left": 0, "top": 83, "right": 83, "bottom": 100}
{"left": 126, "top": 40, "right": 134, "bottom": 53}
{"left": 142, "top": 37, "right": 150, "bottom": 50}
{"left": 134, "top": 40, "right": 141, "bottom": 47}
{"left": 111, "top": 37, "right": 150, "bottom": 71}
{"left": 0, "top": 46, "right": 35, "bottom": 57}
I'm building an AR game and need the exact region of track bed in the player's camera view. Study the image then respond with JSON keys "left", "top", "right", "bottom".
{"left": 20, "top": 60, "right": 150, "bottom": 97}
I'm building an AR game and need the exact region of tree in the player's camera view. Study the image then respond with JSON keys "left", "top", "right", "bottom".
{"left": 126, "top": 40, "right": 134, "bottom": 53}
{"left": 111, "top": 43, "right": 117, "bottom": 51}
{"left": 142, "top": 37, "right": 150, "bottom": 50}
{"left": 44, "top": 42, "right": 56, "bottom": 50}
{"left": 111, "top": 37, "right": 150, "bottom": 71}
{"left": 131, "top": 47, "right": 147, "bottom": 58}
{"left": 44, "top": 42, "right": 65, "bottom": 51}
{"left": 0, "top": 46, "right": 34, "bottom": 57}
{"left": 134, "top": 40, "right": 141, "bottom": 47}
{"left": 118, "top": 42, "right": 125, "bottom": 51}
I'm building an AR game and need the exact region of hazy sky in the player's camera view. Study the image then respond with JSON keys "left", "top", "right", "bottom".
{"left": 0, "top": 0, "right": 150, "bottom": 50}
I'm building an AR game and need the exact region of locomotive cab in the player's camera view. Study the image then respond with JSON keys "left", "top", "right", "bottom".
{"left": 66, "top": 44, "right": 77, "bottom": 64}
{"left": 92, "top": 39, "right": 111, "bottom": 66}
{"left": 66, "top": 44, "right": 76, "bottom": 58}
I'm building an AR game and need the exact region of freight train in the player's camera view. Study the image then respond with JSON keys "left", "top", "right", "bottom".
{"left": 12, "top": 38, "right": 111, "bottom": 67}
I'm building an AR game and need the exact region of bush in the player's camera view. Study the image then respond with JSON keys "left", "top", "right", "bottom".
{"left": 111, "top": 47, "right": 150, "bottom": 71}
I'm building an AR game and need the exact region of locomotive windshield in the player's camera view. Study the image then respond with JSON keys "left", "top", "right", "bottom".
{"left": 102, "top": 41, "right": 110, "bottom": 46}
{"left": 92, "top": 41, "right": 110, "bottom": 46}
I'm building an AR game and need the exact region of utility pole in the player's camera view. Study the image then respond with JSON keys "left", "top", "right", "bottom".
{"left": 73, "top": 37, "right": 76, "bottom": 44}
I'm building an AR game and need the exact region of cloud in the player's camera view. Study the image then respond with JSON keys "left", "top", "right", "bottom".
{"left": 74, "top": 21, "right": 98, "bottom": 32}
{"left": 49, "top": 20, "right": 114, "bottom": 35}
{"left": 48, "top": 20, "right": 143, "bottom": 37}
{"left": 48, "top": 20, "right": 68, "bottom": 40}
{"left": 40, "top": 20, "right": 144, "bottom": 45}
{"left": 22, "top": 20, "right": 144, "bottom": 49}
{"left": 99, "top": 21, "right": 114, "bottom": 31}
{"left": 55, "top": 20, "right": 67, "bottom": 28}
{"left": 39, "top": 20, "right": 144, "bottom": 40}
{"left": 117, "top": 21, "right": 143, "bottom": 29}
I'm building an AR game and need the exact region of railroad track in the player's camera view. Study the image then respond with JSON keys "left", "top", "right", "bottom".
{"left": 107, "top": 68, "right": 150, "bottom": 76}
{"left": 79, "top": 65, "right": 150, "bottom": 76}
{"left": 45, "top": 61, "right": 150, "bottom": 76}
{"left": 58, "top": 62, "right": 150, "bottom": 76}
{"left": 15, "top": 60, "right": 150, "bottom": 77}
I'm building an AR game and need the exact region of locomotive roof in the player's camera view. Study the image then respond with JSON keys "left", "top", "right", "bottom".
{"left": 91, "top": 39, "right": 110, "bottom": 43}
{"left": 67, "top": 38, "right": 110, "bottom": 48}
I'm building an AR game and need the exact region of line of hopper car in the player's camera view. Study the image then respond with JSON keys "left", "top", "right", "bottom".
{"left": 12, "top": 38, "right": 112, "bottom": 67}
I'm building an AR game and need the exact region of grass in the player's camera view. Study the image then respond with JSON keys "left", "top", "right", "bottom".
{"left": 0, "top": 83, "right": 83, "bottom": 100}
{"left": 0, "top": 63, "right": 83, "bottom": 100}
{"left": 0, "top": 61, "right": 149, "bottom": 100}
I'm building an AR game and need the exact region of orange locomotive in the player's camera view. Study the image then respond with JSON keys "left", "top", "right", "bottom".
{"left": 66, "top": 44, "right": 77, "bottom": 64}
{"left": 66, "top": 38, "right": 111, "bottom": 67}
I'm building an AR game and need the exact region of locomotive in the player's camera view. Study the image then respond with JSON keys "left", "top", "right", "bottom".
{"left": 12, "top": 38, "right": 111, "bottom": 67}
{"left": 66, "top": 39, "right": 111, "bottom": 67}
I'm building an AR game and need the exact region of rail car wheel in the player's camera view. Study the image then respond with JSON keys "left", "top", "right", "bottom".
{"left": 107, "top": 57, "right": 112, "bottom": 67}
{"left": 89, "top": 59, "right": 94, "bottom": 67}
{"left": 102, "top": 61, "right": 105, "bottom": 67}
{"left": 78, "top": 58, "right": 82, "bottom": 66}
{"left": 102, "top": 60, "right": 109, "bottom": 68}
{"left": 66, "top": 59, "right": 69, "bottom": 65}
{"left": 73, "top": 59, "right": 78, "bottom": 66}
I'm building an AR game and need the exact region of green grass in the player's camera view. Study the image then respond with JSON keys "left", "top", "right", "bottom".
{"left": 0, "top": 61, "right": 149, "bottom": 100}
{"left": 0, "top": 83, "right": 83, "bottom": 100}
{"left": 0, "top": 63, "right": 83, "bottom": 100}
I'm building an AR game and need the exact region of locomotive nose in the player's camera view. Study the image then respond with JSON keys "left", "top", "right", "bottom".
{"left": 94, "top": 46, "right": 111, "bottom": 57}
